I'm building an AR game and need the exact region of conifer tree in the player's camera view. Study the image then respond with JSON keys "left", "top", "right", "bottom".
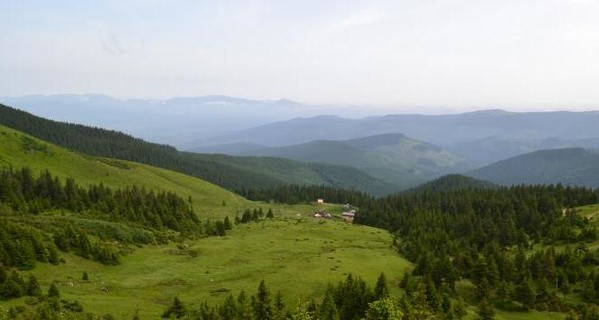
{"left": 47, "top": 282, "right": 60, "bottom": 298}
{"left": 0, "top": 272, "right": 24, "bottom": 300}
{"left": 252, "top": 280, "right": 272, "bottom": 320}
{"left": 236, "top": 290, "right": 252, "bottom": 320}
{"left": 162, "top": 297, "right": 186, "bottom": 319}
{"left": 374, "top": 272, "right": 389, "bottom": 300}
{"left": 477, "top": 298, "right": 495, "bottom": 320}
{"left": 274, "top": 290, "right": 285, "bottom": 320}
{"left": 25, "top": 275, "right": 41, "bottom": 296}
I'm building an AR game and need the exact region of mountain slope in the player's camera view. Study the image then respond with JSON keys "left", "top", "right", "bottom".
{"left": 0, "top": 125, "right": 251, "bottom": 218}
{"left": 0, "top": 103, "right": 395, "bottom": 195}
{"left": 449, "top": 136, "right": 599, "bottom": 165}
{"left": 240, "top": 133, "right": 470, "bottom": 190}
{"left": 467, "top": 148, "right": 599, "bottom": 188}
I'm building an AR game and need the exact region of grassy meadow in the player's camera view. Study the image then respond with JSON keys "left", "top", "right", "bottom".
{"left": 0, "top": 214, "right": 411, "bottom": 318}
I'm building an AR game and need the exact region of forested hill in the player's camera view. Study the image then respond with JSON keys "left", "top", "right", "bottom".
{"left": 467, "top": 147, "right": 599, "bottom": 188}
{"left": 404, "top": 174, "right": 496, "bottom": 194}
{"left": 0, "top": 103, "right": 396, "bottom": 195}
{"left": 354, "top": 184, "right": 599, "bottom": 317}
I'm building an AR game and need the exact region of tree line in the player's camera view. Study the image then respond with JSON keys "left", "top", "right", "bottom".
{"left": 160, "top": 273, "right": 466, "bottom": 320}
{"left": 0, "top": 167, "right": 200, "bottom": 233}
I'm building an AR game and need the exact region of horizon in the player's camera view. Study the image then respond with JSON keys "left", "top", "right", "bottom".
{"left": 2, "top": 92, "right": 599, "bottom": 117}
{"left": 2, "top": 1, "right": 599, "bottom": 111}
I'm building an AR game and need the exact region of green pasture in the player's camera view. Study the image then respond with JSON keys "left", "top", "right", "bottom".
{"left": 1, "top": 216, "right": 411, "bottom": 318}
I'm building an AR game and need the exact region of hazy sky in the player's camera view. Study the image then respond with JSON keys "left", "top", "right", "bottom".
{"left": 1, "top": 0, "right": 599, "bottom": 111}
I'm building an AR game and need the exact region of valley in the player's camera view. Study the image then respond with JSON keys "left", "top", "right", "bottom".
{"left": 0, "top": 103, "right": 599, "bottom": 320}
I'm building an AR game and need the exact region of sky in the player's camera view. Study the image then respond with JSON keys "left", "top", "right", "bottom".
{"left": 1, "top": 0, "right": 599, "bottom": 111}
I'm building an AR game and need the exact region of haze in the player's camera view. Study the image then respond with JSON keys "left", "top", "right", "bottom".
{"left": 1, "top": 0, "right": 599, "bottom": 111}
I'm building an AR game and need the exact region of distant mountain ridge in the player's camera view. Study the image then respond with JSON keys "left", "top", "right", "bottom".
{"left": 190, "top": 109, "right": 599, "bottom": 166}
{"left": 0, "top": 94, "right": 306, "bottom": 146}
{"left": 6, "top": 94, "right": 599, "bottom": 167}
{"left": 235, "top": 133, "right": 470, "bottom": 190}
{"left": 466, "top": 147, "right": 599, "bottom": 188}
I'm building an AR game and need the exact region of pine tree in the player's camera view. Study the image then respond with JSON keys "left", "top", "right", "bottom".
{"left": 0, "top": 272, "right": 24, "bottom": 299}
{"left": 274, "top": 290, "right": 285, "bottom": 320}
{"left": 47, "top": 243, "right": 60, "bottom": 265}
{"left": 374, "top": 272, "right": 389, "bottom": 300}
{"left": 25, "top": 275, "right": 41, "bottom": 296}
{"left": 477, "top": 298, "right": 495, "bottom": 320}
{"left": 252, "top": 280, "right": 272, "bottom": 320}
{"left": 218, "top": 294, "right": 238, "bottom": 320}
{"left": 162, "top": 297, "right": 186, "bottom": 318}
{"left": 515, "top": 281, "right": 535, "bottom": 311}
{"left": 319, "top": 288, "right": 339, "bottom": 320}
{"left": 236, "top": 290, "right": 252, "bottom": 320}
{"left": 47, "top": 282, "right": 60, "bottom": 298}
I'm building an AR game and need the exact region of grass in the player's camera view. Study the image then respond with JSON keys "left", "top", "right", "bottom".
{"left": 577, "top": 203, "right": 599, "bottom": 224}
{"left": 0, "top": 125, "right": 252, "bottom": 219}
{"left": 0, "top": 216, "right": 411, "bottom": 318}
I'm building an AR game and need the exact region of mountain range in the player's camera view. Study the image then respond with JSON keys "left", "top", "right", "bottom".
{"left": 190, "top": 109, "right": 599, "bottom": 166}
{"left": 235, "top": 133, "right": 470, "bottom": 190}
{"left": 4, "top": 95, "right": 599, "bottom": 193}
{"left": 0, "top": 94, "right": 305, "bottom": 146}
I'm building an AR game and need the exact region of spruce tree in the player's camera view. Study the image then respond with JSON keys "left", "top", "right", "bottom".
{"left": 374, "top": 272, "right": 389, "bottom": 300}
{"left": 162, "top": 297, "right": 186, "bottom": 318}
{"left": 0, "top": 273, "right": 24, "bottom": 299}
{"left": 477, "top": 298, "right": 495, "bottom": 320}
{"left": 47, "top": 282, "right": 60, "bottom": 298}
{"left": 274, "top": 290, "right": 285, "bottom": 320}
{"left": 26, "top": 275, "right": 41, "bottom": 296}
{"left": 252, "top": 280, "right": 272, "bottom": 320}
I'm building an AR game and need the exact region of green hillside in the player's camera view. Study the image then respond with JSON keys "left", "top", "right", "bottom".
{"left": 182, "top": 153, "right": 397, "bottom": 196}
{"left": 0, "top": 125, "right": 250, "bottom": 218}
{"left": 0, "top": 125, "right": 412, "bottom": 318}
{"left": 0, "top": 103, "right": 394, "bottom": 195}
{"left": 467, "top": 147, "right": 599, "bottom": 188}
{"left": 243, "top": 133, "right": 470, "bottom": 190}
{"left": 0, "top": 216, "right": 411, "bottom": 318}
